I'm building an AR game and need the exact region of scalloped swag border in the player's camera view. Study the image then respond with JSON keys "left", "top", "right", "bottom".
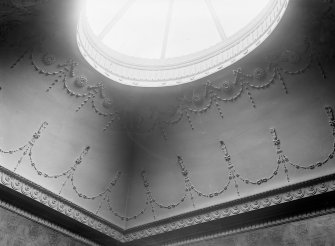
{"left": 1, "top": 105, "right": 334, "bottom": 225}
{"left": 1, "top": 161, "right": 335, "bottom": 243}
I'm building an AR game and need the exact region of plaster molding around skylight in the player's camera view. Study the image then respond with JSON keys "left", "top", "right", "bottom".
{"left": 77, "top": 0, "right": 289, "bottom": 87}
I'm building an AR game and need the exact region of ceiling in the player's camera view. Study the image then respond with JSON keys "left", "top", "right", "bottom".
{"left": 0, "top": 0, "right": 335, "bottom": 244}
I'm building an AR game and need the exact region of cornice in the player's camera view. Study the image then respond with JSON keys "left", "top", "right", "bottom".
{"left": 0, "top": 165, "right": 125, "bottom": 242}
{"left": 163, "top": 205, "right": 335, "bottom": 246}
{"left": 122, "top": 174, "right": 335, "bottom": 241}
{"left": 1, "top": 160, "right": 335, "bottom": 243}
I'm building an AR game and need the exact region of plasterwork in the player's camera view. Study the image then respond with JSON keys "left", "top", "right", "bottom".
{"left": 1, "top": 102, "right": 334, "bottom": 227}
{"left": 1, "top": 0, "right": 335, "bottom": 243}
{"left": 8, "top": 40, "right": 320, "bottom": 137}
{"left": 0, "top": 165, "right": 125, "bottom": 242}
{"left": 163, "top": 206, "right": 335, "bottom": 246}
{"left": 119, "top": 105, "right": 335, "bottom": 225}
{"left": 0, "top": 121, "right": 132, "bottom": 222}
{"left": 122, "top": 175, "right": 335, "bottom": 241}
{"left": 1, "top": 159, "right": 335, "bottom": 242}
{"left": 2, "top": 0, "right": 335, "bottom": 138}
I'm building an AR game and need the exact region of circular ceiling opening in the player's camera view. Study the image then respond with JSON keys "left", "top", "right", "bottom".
{"left": 77, "top": 0, "right": 289, "bottom": 87}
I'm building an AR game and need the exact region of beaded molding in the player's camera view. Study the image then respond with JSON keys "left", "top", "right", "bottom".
{"left": 0, "top": 165, "right": 125, "bottom": 242}
{"left": 1, "top": 104, "right": 334, "bottom": 224}
{"left": 1, "top": 157, "right": 335, "bottom": 243}
{"left": 5, "top": 0, "right": 335, "bottom": 140}
{"left": 163, "top": 206, "right": 335, "bottom": 246}
{"left": 7, "top": 15, "right": 333, "bottom": 140}
{"left": 0, "top": 105, "right": 335, "bottom": 242}
{"left": 10, "top": 44, "right": 320, "bottom": 138}
{"left": 136, "top": 106, "right": 335, "bottom": 220}
{"left": 0, "top": 122, "right": 144, "bottom": 223}
{"left": 122, "top": 177, "right": 335, "bottom": 242}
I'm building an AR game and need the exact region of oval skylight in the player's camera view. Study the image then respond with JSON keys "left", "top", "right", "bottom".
{"left": 77, "top": 0, "right": 289, "bottom": 87}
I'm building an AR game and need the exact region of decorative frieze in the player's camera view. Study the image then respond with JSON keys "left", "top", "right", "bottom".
{"left": 126, "top": 178, "right": 335, "bottom": 242}
{"left": 0, "top": 122, "right": 125, "bottom": 223}
{"left": 6, "top": 28, "right": 328, "bottom": 139}
{"left": 136, "top": 106, "right": 335, "bottom": 221}
{"left": 0, "top": 165, "right": 125, "bottom": 242}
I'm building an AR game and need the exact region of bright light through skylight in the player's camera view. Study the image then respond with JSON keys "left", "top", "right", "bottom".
{"left": 78, "top": 0, "right": 288, "bottom": 87}
{"left": 85, "top": 0, "right": 270, "bottom": 59}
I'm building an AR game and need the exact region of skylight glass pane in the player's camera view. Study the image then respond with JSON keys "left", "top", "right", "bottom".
{"left": 211, "top": 0, "right": 270, "bottom": 37}
{"left": 86, "top": 0, "right": 128, "bottom": 36}
{"left": 165, "top": 0, "right": 221, "bottom": 58}
{"left": 102, "top": 0, "right": 169, "bottom": 59}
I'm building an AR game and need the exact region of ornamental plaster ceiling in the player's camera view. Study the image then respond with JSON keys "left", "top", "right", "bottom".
{"left": 0, "top": 0, "right": 335, "bottom": 244}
